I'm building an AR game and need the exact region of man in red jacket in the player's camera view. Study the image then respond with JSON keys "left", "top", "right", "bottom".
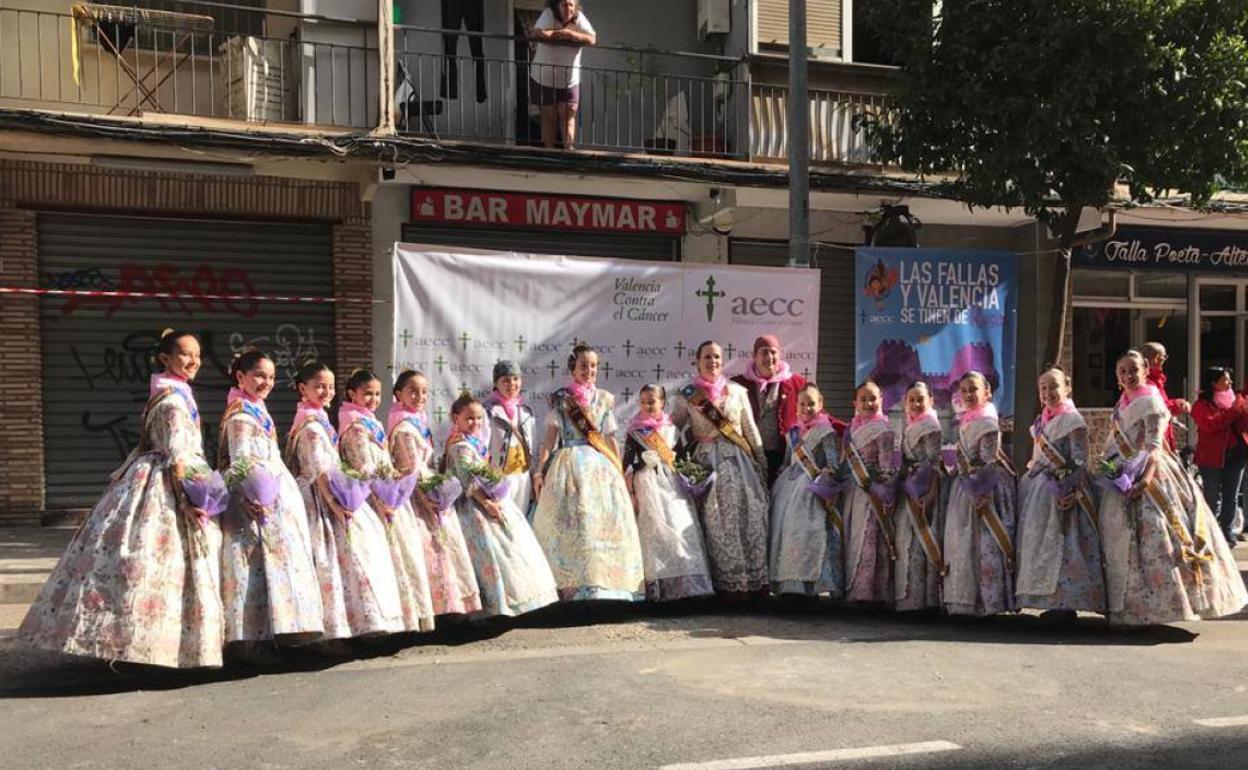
{"left": 732, "top": 335, "right": 843, "bottom": 483}
{"left": 1141, "top": 341, "right": 1190, "bottom": 451}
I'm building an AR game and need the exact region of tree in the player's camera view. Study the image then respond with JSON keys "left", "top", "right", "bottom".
{"left": 861, "top": 0, "right": 1248, "bottom": 368}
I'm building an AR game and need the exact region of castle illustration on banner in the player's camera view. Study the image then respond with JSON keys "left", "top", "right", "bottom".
{"left": 868, "top": 340, "right": 999, "bottom": 412}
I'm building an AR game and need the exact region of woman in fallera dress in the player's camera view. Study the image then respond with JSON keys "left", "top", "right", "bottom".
{"left": 388, "top": 370, "right": 482, "bottom": 617}
{"left": 768, "top": 384, "right": 846, "bottom": 599}
{"left": 218, "top": 348, "right": 323, "bottom": 655}
{"left": 1098, "top": 350, "right": 1247, "bottom": 626}
{"left": 670, "top": 340, "right": 770, "bottom": 600}
{"left": 842, "top": 381, "right": 897, "bottom": 605}
{"left": 443, "top": 393, "right": 559, "bottom": 617}
{"left": 483, "top": 360, "right": 540, "bottom": 519}
{"left": 338, "top": 369, "right": 436, "bottom": 632}
{"left": 943, "top": 371, "right": 1017, "bottom": 617}
{"left": 893, "top": 382, "right": 946, "bottom": 612}
{"left": 623, "top": 384, "right": 714, "bottom": 602}
{"left": 21, "top": 329, "right": 225, "bottom": 668}
{"left": 532, "top": 344, "right": 645, "bottom": 602}
{"left": 285, "top": 362, "right": 404, "bottom": 642}
{"left": 1014, "top": 367, "right": 1105, "bottom": 618}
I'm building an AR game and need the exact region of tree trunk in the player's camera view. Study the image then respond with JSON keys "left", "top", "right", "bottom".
{"left": 1039, "top": 208, "right": 1083, "bottom": 372}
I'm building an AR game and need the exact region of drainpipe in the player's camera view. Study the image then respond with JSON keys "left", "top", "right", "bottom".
{"left": 787, "top": 0, "right": 810, "bottom": 267}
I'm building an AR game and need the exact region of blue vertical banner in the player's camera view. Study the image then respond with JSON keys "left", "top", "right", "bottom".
{"left": 855, "top": 248, "right": 1018, "bottom": 424}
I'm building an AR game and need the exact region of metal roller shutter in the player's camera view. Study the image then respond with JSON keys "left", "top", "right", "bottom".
{"left": 728, "top": 238, "right": 855, "bottom": 413}
{"left": 401, "top": 223, "right": 680, "bottom": 261}
{"left": 756, "top": 0, "right": 843, "bottom": 57}
{"left": 38, "top": 213, "right": 335, "bottom": 509}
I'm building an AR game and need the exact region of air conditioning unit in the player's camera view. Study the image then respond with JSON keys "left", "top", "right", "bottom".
{"left": 698, "top": 0, "right": 730, "bottom": 40}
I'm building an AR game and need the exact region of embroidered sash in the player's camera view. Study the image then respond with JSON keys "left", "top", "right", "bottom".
{"left": 284, "top": 413, "right": 337, "bottom": 470}
{"left": 955, "top": 442, "right": 1015, "bottom": 570}
{"left": 792, "top": 441, "right": 844, "bottom": 538}
{"left": 845, "top": 436, "right": 897, "bottom": 560}
{"left": 629, "top": 427, "right": 677, "bottom": 469}
{"left": 559, "top": 390, "right": 623, "bottom": 474}
{"left": 683, "top": 385, "right": 757, "bottom": 460}
{"left": 1033, "top": 428, "right": 1099, "bottom": 533}
{"left": 492, "top": 409, "right": 532, "bottom": 475}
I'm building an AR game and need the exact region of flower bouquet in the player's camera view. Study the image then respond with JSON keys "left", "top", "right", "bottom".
{"left": 371, "top": 465, "right": 419, "bottom": 519}
{"left": 807, "top": 463, "right": 850, "bottom": 501}
{"left": 418, "top": 473, "right": 464, "bottom": 512}
{"left": 180, "top": 465, "right": 229, "bottom": 519}
{"left": 868, "top": 469, "right": 898, "bottom": 508}
{"left": 674, "top": 458, "right": 715, "bottom": 500}
{"left": 1043, "top": 461, "right": 1088, "bottom": 499}
{"left": 465, "top": 462, "right": 510, "bottom": 502}
{"left": 900, "top": 461, "right": 938, "bottom": 502}
{"left": 224, "top": 456, "right": 280, "bottom": 524}
{"left": 328, "top": 462, "right": 372, "bottom": 515}
{"left": 956, "top": 459, "right": 999, "bottom": 498}
{"left": 1096, "top": 454, "right": 1148, "bottom": 496}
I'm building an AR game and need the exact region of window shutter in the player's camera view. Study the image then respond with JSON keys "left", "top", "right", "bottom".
{"left": 756, "top": 0, "right": 843, "bottom": 58}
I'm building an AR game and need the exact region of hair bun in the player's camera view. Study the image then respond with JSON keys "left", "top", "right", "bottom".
{"left": 159, "top": 327, "right": 176, "bottom": 339}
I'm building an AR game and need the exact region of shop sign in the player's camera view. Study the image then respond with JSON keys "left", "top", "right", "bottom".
{"left": 409, "top": 187, "right": 686, "bottom": 234}
{"left": 1076, "top": 226, "right": 1248, "bottom": 272}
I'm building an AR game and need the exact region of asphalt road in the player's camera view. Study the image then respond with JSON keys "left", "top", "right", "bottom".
{"left": 2, "top": 597, "right": 1248, "bottom": 770}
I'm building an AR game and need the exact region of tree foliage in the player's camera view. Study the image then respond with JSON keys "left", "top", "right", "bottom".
{"left": 863, "top": 0, "right": 1248, "bottom": 241}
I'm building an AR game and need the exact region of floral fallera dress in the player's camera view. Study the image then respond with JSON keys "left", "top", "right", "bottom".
{"left": 624, "top": 424, "right": 715, "bottom": 601}
{"left": 532, "top": 389, "right": 645, "bottom": 601}
{"left": 390, "top": 418, "right": 481, "bottom": 616}
{"left": 895, "top": 416, "right": 946, "bottom": 611}
{"left": 341, "top": 419, "right": 436, "bottom": 632}
{"left": 943, "top": 413, "right": 1018, "bottom": 617}
{"left": 1015, "top": 410, "right": 1106, "bottom": 613}
{"left": 445, "top": 436, "right": 559, "bottom": 617}
{"left": 287, "top": 414, "right": 404, "bottom": 638}
{"left": 21, "top": 384, "right": 224, "bottom": 668}
{"left": 484, "top": 395, "right": 538, "bottom": 518}
{"left": 218, "top": 400, "right": 323, "bottom": 642}
{"left": 843, "top": 418, "right": 896, "bottom": 603}
{"left": 1099, "top": 392, "right": 1247, "bottom": 625}
{"left": 670, "top": 382, "right": 770, "bottom": 595}
{"left": 768, "top": 422, "right": 845, "bottom": 597}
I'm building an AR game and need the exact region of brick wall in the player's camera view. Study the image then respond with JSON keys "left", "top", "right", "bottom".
{"left": 0, "top": 159, "right": 372, "bottom": 524}
{"left": 0, "top": 207, "right": 43, "bottom": 524}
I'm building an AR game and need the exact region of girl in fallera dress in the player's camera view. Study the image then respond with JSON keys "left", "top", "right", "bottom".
{"left": 842, "top": 381, "right": 897, "bottom": 605}
{"left": 894, "top": 382, "right": 946, "bottom": 612}
{"left": 1098, "top": 350, "right": 1247, "bottom": 626}
{"left": 483, "top": 360, "right": 540, "bottom": 519}
{"left": 21, "top": 329, "right": 225, "bottom": 668}
{"left": 532, "top": 344, "right": 646, "bottom": 602}
{"left": 285, "top": 362, "right": 404, "bottom": 642}
{"left": 443, "top": 393, "right": 559, "bottom": 617}
{"left": 338, "top": 370, "right": 436, "bottom": 632}
{"left": 218, "top": 348, "right": 323, "bottom": 654}
{"left": 768, "top": 384, "right": 846, "bottom": 599}
{"left": 943, "top": 371, "right": 1017, "bottom": 617}
{"left": 388, "top": 370, "right": 481, "bottom": 617}
{"left": 670, "top": 340, "right": 770, "bottom": 600}
{"left": 623, "top": 384, "right": 714, "bottom": 602}
{"left": 1014, "top": 368, "right": 1105, "bottom": 618}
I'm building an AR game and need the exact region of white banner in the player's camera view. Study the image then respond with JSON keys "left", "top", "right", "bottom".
{"left": 392, "top": 244, "right": 821, "bottom": 432}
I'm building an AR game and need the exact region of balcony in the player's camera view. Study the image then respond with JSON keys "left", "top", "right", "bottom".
{"left": 0, "top": 1, "right": 379, "bottom": 128}
{"left": 0, "top": 2, "right": 895, "bottom": 168}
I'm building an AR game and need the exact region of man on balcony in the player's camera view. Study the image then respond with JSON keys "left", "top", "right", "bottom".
{"left": 530, "top": 0, "right": 596, "bottom": 150}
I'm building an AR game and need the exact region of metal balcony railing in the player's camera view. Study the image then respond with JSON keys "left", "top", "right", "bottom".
{"left": 750, "top": 83, "right": 895, "bottom": 166}
{"left": 394, "top": 25, "right": 750, "bottom": 160}
{"left": 0, "top": 1, "right": 378, "bottom": 128}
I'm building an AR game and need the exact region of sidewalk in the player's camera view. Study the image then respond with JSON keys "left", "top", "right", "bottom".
{"left": 0, "top": 527, "right": 74, "bottom": 638}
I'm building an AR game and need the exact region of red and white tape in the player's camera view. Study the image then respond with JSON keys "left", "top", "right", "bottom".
{"left": 0, "top": 287, "right": 385, "bottom": 304}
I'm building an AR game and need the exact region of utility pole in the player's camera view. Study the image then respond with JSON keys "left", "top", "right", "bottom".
{"left": 787, "top": 0, "right": 810, "bottom": 267}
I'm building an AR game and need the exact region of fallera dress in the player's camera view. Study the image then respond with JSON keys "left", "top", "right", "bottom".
{"left": 894, "top": 413, "right": 946, "bottom": 611}
{"left": 389, "top": 411, "right": 482, "bottom": 616}
{"left": 768, "top": 419, "right": 846, "bottom": 598}
{"left": 943, "top": 406, "right": 1018, "bottom": 617}
{"left": 218, "top": 394, "right": 323, "bottom": 643}
{"left": 445, "top": 433, "right": 559, "bottom": 617}
{"left": 531, "top": 387, "right": 645, "bottom": 602}
{"left": 286, "top": 407, "right": 404, "bottom": 638}
{"left": 843, "top": 415, "right": 897, "bottom": 604}
{"left": 624, "top": 421, "right": 715, "bottom": 601}
{"left": 1099, "top": 388, "right": 1247, "bottom": 625}
{"left": 339, "top": 408, "right": 437, "bottom": 632}
{"left": 1014, "top": 407, "right": 1106, "bottom": 613}
{"left": 21, "top": 375, "right": 224, "bottom": 668}
{"left": 670, "top": 381, "right": 770, "bottom": 595}
{"left": 483, "top": 393, "right": 539, "bottom": 518}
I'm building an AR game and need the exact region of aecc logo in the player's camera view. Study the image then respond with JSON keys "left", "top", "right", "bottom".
{"left": 695, "top": 275, "right": 806, "bottom": 321}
